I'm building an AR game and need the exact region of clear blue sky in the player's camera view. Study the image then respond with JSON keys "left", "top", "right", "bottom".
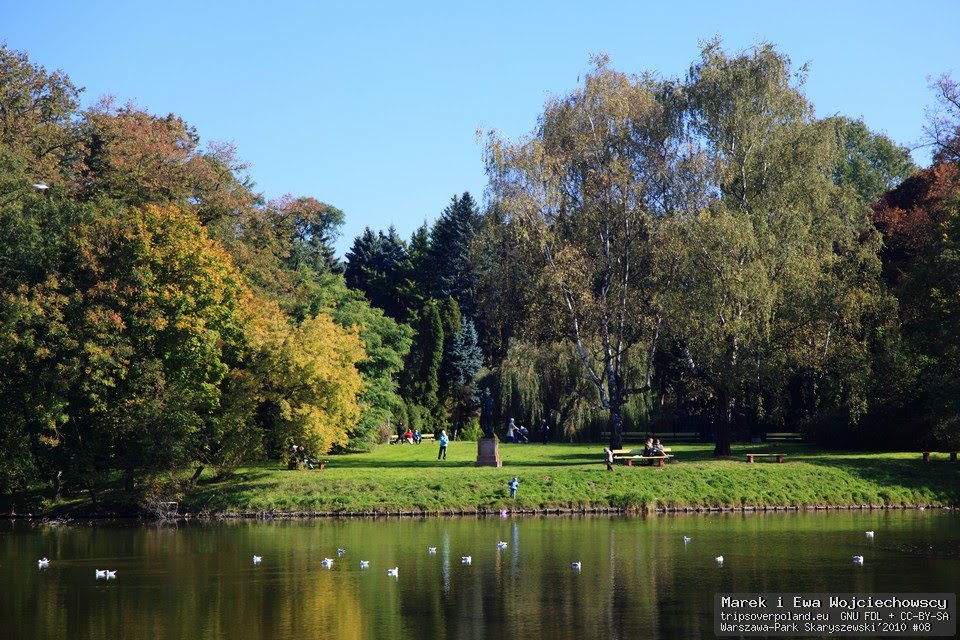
{"left": 3, "top": 1, "right": 958, "bottom": 254}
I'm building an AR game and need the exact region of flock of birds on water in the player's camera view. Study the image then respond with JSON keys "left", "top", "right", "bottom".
{"left": 35, "top": 530, "right": 877, "bottom": 579}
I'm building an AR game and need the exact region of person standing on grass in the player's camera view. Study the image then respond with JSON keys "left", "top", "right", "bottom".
{"left": 438, "top": 430, "right": 449, "bottom": 460}
{"left": 506, "top": 418, "right": 516, "bottom": 443}
{"left": 604, "top": 448, "right": 614, "bottom": 471}
{"left": 540, "top": 419, "right": 550, "bottom": 444}
{"left": 508, "top": 476, "right": 519, "bottom": 499}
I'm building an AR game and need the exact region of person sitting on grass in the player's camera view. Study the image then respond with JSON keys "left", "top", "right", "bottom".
{"left": 405, "top": 427, "right": 414, "bottom": 445}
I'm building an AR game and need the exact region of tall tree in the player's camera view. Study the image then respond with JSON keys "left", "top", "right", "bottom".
{"left": 674, "top": 41, "right": 885, "bottom": 455}
{"left": 925, "top": 73, "right": 960, "bottom": 164}
{"left": 427, "top": 192, "right": 482, "bottom": 317}
{"left": 344, "top": 226, "right": 411, "bottom": 319}
{"left": 484, "top": 56, "right": 705, "bottom": 449}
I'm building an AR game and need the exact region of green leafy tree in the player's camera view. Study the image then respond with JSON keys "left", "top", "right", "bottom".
{"left": 828, "top": 116, "right": 916, "bottom": 204}
{"left": 484, "top": 56, "right": 704, "bottom": 449}
{"left": 672, "top": 41, "right": 886, "bottom": 455}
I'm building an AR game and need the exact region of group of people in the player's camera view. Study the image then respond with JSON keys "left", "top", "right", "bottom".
{"left": 643, "top": 438, "right": 666, "bottom": 457}
{"left": 288, "top": 440, "right": 317, "bottom": 470}
{"left": 394, "top": 422, "right": 424, "bottom": 445}
{"left": 504, "top": 418, "right": 550, "bottom": 444}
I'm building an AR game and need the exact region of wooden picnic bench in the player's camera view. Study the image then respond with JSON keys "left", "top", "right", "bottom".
{"left": 388, "top": 433, "right": 436, "bottom": 444}
{"left": 745, "top": 453, "right": 786, "bottom": 463}
{"left": 611, "top": 449, "right": 674, "bottom": 467}
{"left": 921, "top": 451, "right": 958, "bottom": 462}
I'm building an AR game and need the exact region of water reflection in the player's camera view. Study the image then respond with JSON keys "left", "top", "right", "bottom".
{"left": 1, "top": 511, "right": 957, "bottom": 639}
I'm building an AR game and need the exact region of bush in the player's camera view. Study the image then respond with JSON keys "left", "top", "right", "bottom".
{"left": 459, "top": 418, "right": 483, "bottom": 441}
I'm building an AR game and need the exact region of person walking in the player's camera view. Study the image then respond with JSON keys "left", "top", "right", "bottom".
{"left": 438, "top": 430, "right": 449, "bottom": 460}
{"left": 540, "top": 419, "right": 550, "bottom": 444}
{"left": 508, "top": 476, "right": 519, "bottom": 499}
{"left": 604, "top": 448, "right": 614, "bottom": 471}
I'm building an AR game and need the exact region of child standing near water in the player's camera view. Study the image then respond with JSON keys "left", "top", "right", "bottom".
{"left": 508, "top": 476, "right": 519, "bottom": 499}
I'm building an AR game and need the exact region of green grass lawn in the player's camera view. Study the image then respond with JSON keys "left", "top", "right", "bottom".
{"left": 177, "top": 441, "right": 960, "bottom": 515}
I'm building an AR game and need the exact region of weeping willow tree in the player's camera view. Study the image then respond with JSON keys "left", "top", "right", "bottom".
{"left": 496, "top": 339, "right": 653, "bottom": 440}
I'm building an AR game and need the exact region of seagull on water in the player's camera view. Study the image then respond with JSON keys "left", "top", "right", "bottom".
{"left": 360, "top": 560, "right": 370, "bottom": 568}
{"left": 95, "top": 569, "right": 107, "bottom": 578}
{"left": 387, "top": 567, "right": 399, "bottom": 577}
{"left": 461, "top": 556, "right": 472, "bottom": 564}
{"left": 427, "top": 547, "right": 437, "bottom": 554}
{"left": 321, "top": 558, "right": 334, "bottom": 568}
{"left": 715, "top": 556, "right": 724, "bottom": 565}
{"left": 105, "top": 570, "right": 117, "bottom": 579}
{"left": 683, "top": 536, "right": 692, "bottom": 544}
{"left": 853, "top": 555, "right": 864, "bottom": 565}
{"left": 497, "top": 541, "right": 508, "bottom": 549}
{"left": 865, "top": 531, "right": 874, "bottom": 538}
{"left": 337, "top": 548, "right": 346, "bottom": 556}
{"left": 571, "top": 562, "right": 582, "bottom": 570}
{"left": 252, "top": 555, "right": 262, "bottom": 564}
{"left": 38, "top": 557, "right": 50, "bottom": 568}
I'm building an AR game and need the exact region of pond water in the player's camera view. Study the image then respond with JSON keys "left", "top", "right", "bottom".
{"left": 2, "top": 511, "right": 957, "bottom": 639}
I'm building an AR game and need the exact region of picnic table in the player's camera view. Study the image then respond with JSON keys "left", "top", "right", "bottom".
{"left": 744, "top": 453, "right": 786, "bottom": 463}
{"left": 611, "top": 448, "right": 674, "bottom": 467}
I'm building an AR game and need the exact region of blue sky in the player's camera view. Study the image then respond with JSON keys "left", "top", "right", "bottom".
{"left": 3, "top": 1, "right": 958, "bottom": 254}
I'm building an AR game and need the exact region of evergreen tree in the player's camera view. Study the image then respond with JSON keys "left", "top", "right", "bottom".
{"left": 427, "top": 192, "right": 482, "bottom": 317}
{"left": 447, "top": 317, "right": 484, "bottom": 433}
{"left": 344, "top": 226, "right": 410, "bottom": 319}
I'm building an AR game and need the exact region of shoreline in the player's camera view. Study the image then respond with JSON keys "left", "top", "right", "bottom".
{"left": 3, "top": 502, "right": 955, "bottom": 522}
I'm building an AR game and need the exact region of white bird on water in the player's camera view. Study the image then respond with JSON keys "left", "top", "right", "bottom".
{"left": 95, "top": 569, "right": 107, "bottom": 578}
{"left": 322, "top": 558, "right": 334, "bottom": 568}
{"left": 337, "top": 548, "right": 346, "bottom": 556}
{"left": 683, "top": 536, "right": 692, "bottom": 544}
{"left": 853, "top": 555, "right": 864, "bottom": 565}
{"left": 360, "top": 560, "right": 370, "bottom": 568}
{"left": 461, "top": 556, "right": 472, "bottom": 564}
{"left": 715, "top": 556, "right": 724, "bottom": 565}
{"left": 427, "top": 547, "right": 437, "bottom": 554}
{"left": 865, "top": 531, "right": 874, "bottom": 538}
{"left": 38, "top": 557, "right": 50, "bottom": 568}
{"left": 387, "top": 567, "right": 399, "bottom": 577}
{"left": 497, "top": 541, "right": 508, "bottom": 549}
{"left": 571, "top": 562, "right": 582, "bottom": 570}
{"left": 105, "top": 570, "right": 117, "bottom": 579}
{"left": 252, "top": 555, "right": 262, "bottom": 564}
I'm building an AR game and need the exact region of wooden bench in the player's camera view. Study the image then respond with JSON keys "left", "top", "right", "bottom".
{"left": 611, "top": 449, "right": 674, "bottom": 466}
{"left": 388, "top": 433, "right": 436, "bottom": 444}
{"left": 745, "top": 453, "right": 786, "bottom": 463}
{"left": 765, "top": 432, "right": 804, "bottom": 442}
{"left": 921, "top": 452, "right": 958, "bottom": 462}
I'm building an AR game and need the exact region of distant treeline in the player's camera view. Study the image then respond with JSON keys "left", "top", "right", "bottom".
{"left": 1, "top": 40, "right": 958, "bottom": 498}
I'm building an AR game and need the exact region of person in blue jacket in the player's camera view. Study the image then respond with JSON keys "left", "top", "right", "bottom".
{"left": 508, "top": 476, "right": 519, "bottom": 498}
{"left": 437, "top": 430, "right": 449, "bottom": 460}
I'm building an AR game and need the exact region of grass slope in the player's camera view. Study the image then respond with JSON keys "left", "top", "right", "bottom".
{"left": 180, "top": 442, "right": 960, "bottom": 514}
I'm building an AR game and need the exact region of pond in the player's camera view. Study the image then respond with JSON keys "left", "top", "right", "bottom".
{"left": 2, "top": 511, "right": 957, "bottom": 639}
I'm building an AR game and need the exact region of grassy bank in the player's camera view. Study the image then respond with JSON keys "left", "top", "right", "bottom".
{"left": 173, "top": 442, "right": 959, "bottom": 515}
{"left": 4, "top": 443, "right": 957, "bottom": 518}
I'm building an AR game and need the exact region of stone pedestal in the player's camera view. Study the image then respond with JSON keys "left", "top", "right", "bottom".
{"left": 475, "top": 436, "right": 502, "bottom": 467}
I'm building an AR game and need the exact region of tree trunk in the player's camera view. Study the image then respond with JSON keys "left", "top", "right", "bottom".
{"left": 713, "top": 392, "right": 732, "bottom": 457}
{"left": 191, "top": 465, "right": 205, "bottom": 484}
{"left": 608, "top": 400, "right": 624, "bottom": 450}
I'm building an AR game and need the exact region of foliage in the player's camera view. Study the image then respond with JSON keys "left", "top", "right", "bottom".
{"left": 827, "top": 116, "right": 917, "bottom": 204}
{"left": 484, "top": 55, "right": 708, "bottom": 448}
{"left": 925, "top": 73, "right": 960, "bottom": 164}
{"left": 251, "top": 305, "right": 365, "bottom": 457}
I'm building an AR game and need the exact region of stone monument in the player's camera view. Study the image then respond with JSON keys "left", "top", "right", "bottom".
{"left": 475, "top": 435, "right": 502, "bottom": 467}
